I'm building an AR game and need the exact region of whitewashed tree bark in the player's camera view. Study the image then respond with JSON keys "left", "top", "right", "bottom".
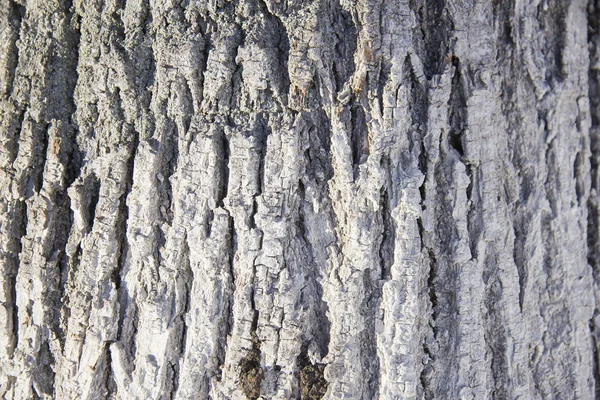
{"left": 0, "top": 0, "right": 599, "bottom": 399}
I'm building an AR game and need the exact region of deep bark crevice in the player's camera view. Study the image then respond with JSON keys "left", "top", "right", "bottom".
{"left": 448, "top": 59, "right": 466, "bottom": 158}
{"left": 482, "top": 253, "right": 509, "bottom": 398}
{"left": 536, "top": 0, "right": 569, "bottom": 84}
{"left": 9, "top": 267, "right": 19, "bottom": 356}
{"left": 4, "top": 0, "right": 26, "bottom": 97}
{"left": 378, "top": 183, "right": 394, "bottom": 281}
{"left": 9, "top": 198, "right": 28, "bottom": 354}
{"left": 305, "top": 111, "right": 333, "bottom": 184}
{"left": 410, "top": 0, "right": 454, "bottom": 79}
{"left": 30, "top": 123, "right": 50, "bottom": 197}
{"left": 350, "top": 101, "right": 369, "bottom": 180}
{"left": 360, "top": 269, "right": 380, "bottom": 399}
{"left": 170, "top": 234, "right": 191, "bottom": 399}
{"left": 104, "top": 344, "right": 117, "bottom": 399}
{"left": 114, "top": 129, "right": 138, "bottom": 373}
{"left": 217, "top": 133, "right": 230, "bottom": 208}
{"left": 216, "top": 212, "right": 235, "bottom": 382}
{"left": 331, "top": 3, "right": 357, "bottom": 94}
{"left": 159, "top": 122, "right": 179, "bottom": 226}
{"left": 419, "top": 248, "right": 438, "bottom": 397}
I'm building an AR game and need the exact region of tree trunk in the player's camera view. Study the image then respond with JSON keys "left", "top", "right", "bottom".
{"left": 0, "top": 0, "right": 599, "bottom": 398}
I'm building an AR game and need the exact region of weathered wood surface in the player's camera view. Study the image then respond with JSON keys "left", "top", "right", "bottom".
{"left": 0, "top": 0, "right": 599, "bottom": 398}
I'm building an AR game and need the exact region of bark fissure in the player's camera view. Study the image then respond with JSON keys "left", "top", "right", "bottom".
{"left": 217, "top": 133, "right": 230, "bottom": 209}
{"left": 3, "top": 0, "right": 25, "bottom": 96}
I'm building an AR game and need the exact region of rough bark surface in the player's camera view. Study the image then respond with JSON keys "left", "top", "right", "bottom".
{"left": 0, "top": 0, "right": 599, "bottom": 399}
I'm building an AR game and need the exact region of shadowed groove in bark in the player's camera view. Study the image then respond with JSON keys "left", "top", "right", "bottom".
{"left": 84, "top": 173, "right": 101, "bottom": 233}
{"left": 114, "top": 127, "right": 137, "bottom": 327}
{"left": 31, "top": 341, "right": 55, "bottom": 398}
{"left": 376, "top": 59, "right": 391, "bottom": 119}
{"left": 404, "top": 55, "right": 428, "bottom": 155}
{"left": 253, "top": 0, "right": 290, "bottom": 100}
{"left": 429, "top": 147, "right": 461, "bottom": 397}
{"left": 410, "top": 4, "right": 461, "bottom": 393}
{"left": 158, "top": 121, "right": 179, "bottom": 226}
{"left": 447, "top": 58, "right": 465, "bottom": 158}
{"left": 112, "top": 130, "right": 139, "bottom": 383}
{"left": 536, "top": 0, "right": 569, "bottom": 84}
{"left": 103, "top": 344, "right": 117, "bottom": 399}
{"left": 410, "top": 0, "right": 453, "bottom": 79}
{"left": 588, "top": 0, "right": 600, "bottom": 396}
{"left": 125, "top": 0, "right": 155, "bottom": 110}
{"left": 215, "top": 212, "right": 235, "bottom": 382}
{"left": 0, "top": 0, "right": 80, "bottom": 365}
{"left": 3, "top": 109, "right": 25, "bottom": 164}
{"left": 247, "top": 117, "right": 269, "bottom": 230}
{"left": 297, "top": 130, "right": 331, "bottom": 360}
{"left": 350, "top": 100, "right": 369, "bottom": 180}
{"left": 420, "top": 248, "right": 438, "bottom": 397}
{"left": 483, "top": 252, "right": 509, "bottom": 399}
{"left": 30, "top": 123, "right": 49, "bottom": 196}
{"left": 360, "top": 268, "right": 380, "bottom": 398}
{"left": 378, "top": 181, "right": 394, "bottom": 281}
{"left": 169, "top": 233, "right": 192, "bottom": 398}
{"left": 331, "top": 4, "right": 357, "bottom": 94}
{"left": 493, "top": 0, "right": 531, "bottom": 319}
{"left": 7, "top": 205, "right": 25, "bottom": 356}
{"left": 217, "top": 132, "right": 230, "bottom": 209}
{"left": 295, "top": 178, "right": 331, "bottom": 392}
{"left": 305, "top": 110, "right": 333, "bottom": 184}
{"left": 3, "top": 0, "right": 25, "bottom": 96}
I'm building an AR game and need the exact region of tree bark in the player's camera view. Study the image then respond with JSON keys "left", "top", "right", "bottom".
{"left": 0, "top": 0, "right": 599, "bottom": 399}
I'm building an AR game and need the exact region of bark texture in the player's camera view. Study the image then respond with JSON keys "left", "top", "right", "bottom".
{"left": 0, "top": 0, "right": 599, "bottom": 399}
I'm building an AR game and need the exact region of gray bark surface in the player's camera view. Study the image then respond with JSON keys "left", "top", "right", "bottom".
{"left": 0, "top": 0, "right": 599, "bottom": 399}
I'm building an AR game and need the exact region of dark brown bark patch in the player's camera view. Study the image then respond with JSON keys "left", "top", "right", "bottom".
{"left": 239, "top": 332, "right": 263, "bottom": 400}
{"left": 298, "top": 350, "right": 328, "bottom": 400}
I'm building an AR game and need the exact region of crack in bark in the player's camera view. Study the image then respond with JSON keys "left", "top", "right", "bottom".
{"left": 217, "top": 133, "right": 230, "bottom": 209}
{"left": 447, "top": 58, "right": 465, "bottom": 158}
{"left": 378, "top": 183, "right": 394, "bottom": 281}
{"left": 410, "top": 0, "right": 453, "bottom": 79}
{"left": 217, "top": 211, "right": 236, "bottom": 379}
{"left": 350, "top": 100, "right": 369, "bottom": 180}
{"left": 3, "top": 0, "right": 25, "bottom": 97}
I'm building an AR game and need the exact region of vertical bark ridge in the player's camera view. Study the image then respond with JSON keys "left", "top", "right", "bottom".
{"left": 0, "top": 0, "right": 82, "bottom": 397}
{"left": 0, "top": 0, "right": 25, "bottom": 371}
{"left": 0, "top": 0, "right": 25, "bottom": 98}
{"left": 589, "top": 0, "right": 600, "bottom": 397}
